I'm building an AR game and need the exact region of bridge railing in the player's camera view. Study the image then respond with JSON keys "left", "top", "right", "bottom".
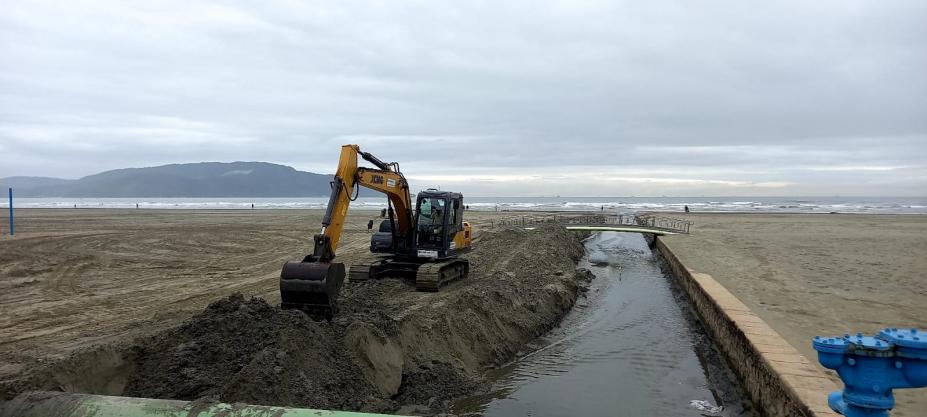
{"left": 632, "top": 214, "right": 693, "bottom": 234}
{"left": 488, "top": 213, "right": 692, "bottom": 234}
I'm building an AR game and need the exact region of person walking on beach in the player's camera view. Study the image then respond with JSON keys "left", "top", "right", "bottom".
{"left": 684, "top": 205, "right": 690, "bottom": 213}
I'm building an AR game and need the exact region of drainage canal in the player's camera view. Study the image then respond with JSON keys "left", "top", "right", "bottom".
{"left": 453, "top": 232, "right": 755, "bottom": 416}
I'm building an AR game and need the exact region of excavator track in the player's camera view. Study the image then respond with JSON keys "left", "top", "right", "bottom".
{"left": 348, "top": 255, "right": 382, "bottom": 282}
{"left": 415, "top": 258, "right": 470, "bottom": 292}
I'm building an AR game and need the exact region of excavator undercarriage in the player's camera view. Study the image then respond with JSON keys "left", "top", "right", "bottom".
{"left": 348, "top": 256, "right": 470, "bottom": 291}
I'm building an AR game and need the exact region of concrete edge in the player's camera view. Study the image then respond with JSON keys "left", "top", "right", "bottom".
{"left": 655, "top": 237, "right": 841, "bottom": 417}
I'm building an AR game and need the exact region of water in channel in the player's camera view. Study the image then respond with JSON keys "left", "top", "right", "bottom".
{"left": 453, "top": 232, "right": 755, "bottom": 417}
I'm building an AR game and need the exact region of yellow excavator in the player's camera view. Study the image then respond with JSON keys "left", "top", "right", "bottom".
{"left": 279, "top": 144, "right": 472, "bottom": 318}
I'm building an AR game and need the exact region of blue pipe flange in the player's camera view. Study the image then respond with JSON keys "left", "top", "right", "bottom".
{"left": 812, "top": 328, "right": 926, "bottom": 417}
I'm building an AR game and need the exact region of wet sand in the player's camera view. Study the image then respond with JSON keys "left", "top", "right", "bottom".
{"left": 660, "top": 213, "right": 927, "bottom": 416}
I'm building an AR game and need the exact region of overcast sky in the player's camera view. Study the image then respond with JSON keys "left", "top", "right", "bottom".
{"left": 1, "top": 0, "right": 925, "bottom": 196}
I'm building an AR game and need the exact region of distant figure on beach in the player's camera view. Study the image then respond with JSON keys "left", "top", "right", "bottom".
{"left": 381, "top": 208, "right": 387, "bottom": 217}
{"left": 251, "top": 203, "right": 254, "bottom": 209}
{"left": 136, "top": 203, "right": 139, "bottom": 209}
{"left": 367, "top": 219, "right": 374, "bottom": 232}
{"left": 600, "top": 205, "right": 604, "bottom": 211}
{"left": 684, "top": 205, "right": 690, "bottom": 213}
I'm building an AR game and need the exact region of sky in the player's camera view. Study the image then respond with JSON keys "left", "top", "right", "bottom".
{"left": 1, "top": 0, "right": 925, "bottom": 196}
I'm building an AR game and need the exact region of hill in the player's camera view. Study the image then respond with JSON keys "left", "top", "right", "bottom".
{"left": 0, "top": 162, "right": 354, "bottom": 197}
{"left": 0, "top": 176, "right": 74, "bottom": 190}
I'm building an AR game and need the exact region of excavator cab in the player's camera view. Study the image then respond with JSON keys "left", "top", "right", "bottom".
{"left": 414, "top": 190, "right": 467, "bottom": 259}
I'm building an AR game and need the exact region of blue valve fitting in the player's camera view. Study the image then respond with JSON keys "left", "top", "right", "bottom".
{"left": 812, "top": 328, "right": 927, "bottom": 417}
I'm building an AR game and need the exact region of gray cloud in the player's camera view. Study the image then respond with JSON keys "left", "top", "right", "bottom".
{"left": 1, "top": 0, "right": 925, "bottom": 196}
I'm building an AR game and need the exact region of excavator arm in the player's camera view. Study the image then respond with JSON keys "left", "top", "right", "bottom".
{"left": 280, "top": 144, "right": 413, "bottom": 317}
{"left": 312, "top": 145, "right": 413, "bottom": 260}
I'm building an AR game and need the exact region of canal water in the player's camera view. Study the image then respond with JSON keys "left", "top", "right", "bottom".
{"left": 453, "top": 232, "right": 755, "bottom": 417}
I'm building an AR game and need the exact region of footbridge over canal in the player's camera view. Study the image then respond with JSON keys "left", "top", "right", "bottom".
{"left": 489, "top": 213, "right": 692, "bottom": 235}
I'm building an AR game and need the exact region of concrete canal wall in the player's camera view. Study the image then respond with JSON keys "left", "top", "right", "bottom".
{"left": 655, "top": 237, "right": 840, "bottom": 417}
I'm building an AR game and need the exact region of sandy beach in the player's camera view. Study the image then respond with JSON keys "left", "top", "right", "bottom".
{"left": 2, "top": 209, "right": 925, "bottom": 414}
{"left": 0, "top": 209, "right": 502, "bottom": 378}
{"left": 660, "top": 212, "right": 927, "bottom": 416}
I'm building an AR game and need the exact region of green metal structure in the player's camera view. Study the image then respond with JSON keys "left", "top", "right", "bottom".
{"left": 0, "top": 391, "right": 405, "bottom": 417}
{"left": 564, "top": 226, "right": 677, "bottom": 235}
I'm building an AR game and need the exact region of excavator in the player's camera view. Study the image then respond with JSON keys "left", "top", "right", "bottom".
{"left": 279, "top": 144, "right": 472, "bottom": 318}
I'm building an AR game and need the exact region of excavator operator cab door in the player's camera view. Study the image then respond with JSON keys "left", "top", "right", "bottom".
{"left": 414, "top": 191, "right": 463, "bottom": 259}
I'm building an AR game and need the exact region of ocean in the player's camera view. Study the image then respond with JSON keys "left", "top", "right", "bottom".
{"left": 3, "top": 196, "right": 926, "bottom": 214}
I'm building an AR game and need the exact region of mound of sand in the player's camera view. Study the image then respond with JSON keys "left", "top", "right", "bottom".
{"left": 2, "top": 225, "right": 588, "bottom": 413}
{"left": 123, "top": 294, "right": 378, "bottom": 410}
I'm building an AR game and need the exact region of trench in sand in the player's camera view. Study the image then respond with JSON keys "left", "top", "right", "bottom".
{"left": 453, "top": 232, "right": 756, "bottom": 417}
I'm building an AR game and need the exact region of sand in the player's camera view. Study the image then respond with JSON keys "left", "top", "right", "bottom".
{"left": 0, "top": 209, "right": 587, "bottom": 413}
{"left": 659, "top": 212, "right": 927, "bottom": 416}
{"left": 0, "top": 209, "right": 502, "bottom": 377}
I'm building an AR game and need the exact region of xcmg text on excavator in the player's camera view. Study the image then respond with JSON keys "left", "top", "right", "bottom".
{"left": 279, "top": 144, "right": 472, "bottom": 318}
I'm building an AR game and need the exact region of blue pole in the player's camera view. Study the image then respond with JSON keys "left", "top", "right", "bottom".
{"left": 8, "top": 187, "right": 12, "bottom": 236}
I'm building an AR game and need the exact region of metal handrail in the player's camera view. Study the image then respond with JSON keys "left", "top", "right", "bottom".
{"left": 489, "top": 213, "right": 692, "bottom": 234}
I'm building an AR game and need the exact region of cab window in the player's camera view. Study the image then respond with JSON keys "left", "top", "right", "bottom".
{"left": 418, "top": 197, "right": 445, "bottom": 225}
{"left": 447, "top": 201, "right": 458, "bottom": 233}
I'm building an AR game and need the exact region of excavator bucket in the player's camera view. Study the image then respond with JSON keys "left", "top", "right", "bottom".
{"left": 279, "top": 260, "right": 345, "bottom": 319}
